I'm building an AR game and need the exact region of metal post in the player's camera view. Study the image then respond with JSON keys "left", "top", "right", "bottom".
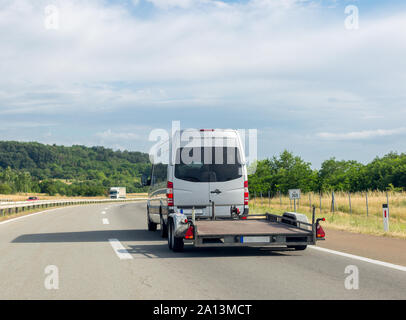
{"left": 386, "top": 191, "right": 390, "bottom": 219}
{"left": 331, "top": 191, "right": 335, "bottom": 214}
{"left": 319, "top": 191, "right": 322, "bottom": 214}
{"left": 312, "top": 205, "right": 316, "bottom": 244}
{"left": 294, "top": 198, "right": 296, "bottom": 212}
{"left": 211, "top": 201, "right": 215, "bottom": 220}
{"left": 268, "top": 190, "right": 270, "bottom": 206}
{"left": 348, "top": 192, "right": 352, "bottom": 214}
{"left": 192, "top": 206, "right": 195, "bottom": 224}
{"left": 366, "top": 191, "right": 369, "bottom": 217}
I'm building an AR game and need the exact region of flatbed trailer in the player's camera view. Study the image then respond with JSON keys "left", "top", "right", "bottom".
{"left": 168, "top": 209, "right": 325, "bottom": 252}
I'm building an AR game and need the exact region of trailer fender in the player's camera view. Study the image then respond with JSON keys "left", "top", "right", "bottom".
{"left": 169, "top": 212, "right": 190, "bottom": 238}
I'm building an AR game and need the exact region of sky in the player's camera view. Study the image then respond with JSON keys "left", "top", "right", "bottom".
{"left": 0, "top": 0, "right": 405, "bottom": 168}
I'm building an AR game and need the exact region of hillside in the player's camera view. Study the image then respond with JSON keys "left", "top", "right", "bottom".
{"left": 0, "top": 141, "right": 151, "bottom": 196}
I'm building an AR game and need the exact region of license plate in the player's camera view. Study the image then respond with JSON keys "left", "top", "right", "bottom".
{"left": 241, "top": 236, "right": 271, "bottom": 243}
{"left": 180, "top": 209, "right": 203, "bottom": 215}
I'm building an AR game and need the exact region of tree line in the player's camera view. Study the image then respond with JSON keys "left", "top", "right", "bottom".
{"left": 0, "top": 141, "right": 404, "bottom": 197}
{"left": 0, "top": 141, "right": 151, "bottom": 196}
{"left": 248, "top": 150, "right": 406, "bottom": 195}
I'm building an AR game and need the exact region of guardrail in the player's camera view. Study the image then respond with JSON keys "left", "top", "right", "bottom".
{"left": 0, "top": 198, "right": 147, "bottom": 217}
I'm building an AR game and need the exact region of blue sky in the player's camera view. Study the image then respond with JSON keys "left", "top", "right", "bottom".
{"left": 0, "top": 0, "right": 405, "bottom": 168}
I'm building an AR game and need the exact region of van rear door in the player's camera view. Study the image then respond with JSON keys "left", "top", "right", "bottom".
{"left": 173, "top": 147, "right": 210, "bottom": 216}
{"left": 208, "top": 146, "right": 244, "bottom": 216}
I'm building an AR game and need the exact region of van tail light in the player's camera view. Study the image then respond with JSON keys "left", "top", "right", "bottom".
{"left": 167, "top": 181, "right": 174, "bottom": 207}
{"left": 184, "top": 225, "right": 194, "bottom": 239}
{"left": 244, "top": 180, "right": 249, "bottom": 206}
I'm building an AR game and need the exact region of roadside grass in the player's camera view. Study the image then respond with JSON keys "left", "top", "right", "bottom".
{"left": 249, "top": 191, "right": 406, "bottom": 239}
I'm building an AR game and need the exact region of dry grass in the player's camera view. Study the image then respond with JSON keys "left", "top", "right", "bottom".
{"left": 249, "top": 191, "right": 406, "bottom": 239}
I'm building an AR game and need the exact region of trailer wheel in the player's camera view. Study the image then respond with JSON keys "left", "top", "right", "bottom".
{"left": 288, "top": 245, "right": 307, "bottom": 251}
{"left": 168, "top": 220, "right": 184, "bottom": 252}
{"left": 147, "top": 207, "right": 157, "bottom": 231}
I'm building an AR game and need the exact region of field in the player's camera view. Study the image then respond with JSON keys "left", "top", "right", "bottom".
{"left": 249, "top": 191, "right": 406, "bottom": 239}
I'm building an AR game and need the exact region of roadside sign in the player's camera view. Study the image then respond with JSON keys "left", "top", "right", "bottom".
{"left": 382, "top": 204, "right": 389, "bottom": 232}
{"left": 289, "top": 189, "right": 301, "bottom": 213}
{"left": 289, "top": 189, "right": 301, "bottom": 200}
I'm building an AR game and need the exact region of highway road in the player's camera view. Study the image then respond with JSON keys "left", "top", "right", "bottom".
{"left": 0, "top": 202, "right": 405, "bottom": 299}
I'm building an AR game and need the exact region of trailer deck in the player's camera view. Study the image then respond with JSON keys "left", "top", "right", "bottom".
{"left": 195, "top": 219, "right": 311, "bottom": 237}
{"left": 188, "top": 213, "right": 318, "bottom": 248}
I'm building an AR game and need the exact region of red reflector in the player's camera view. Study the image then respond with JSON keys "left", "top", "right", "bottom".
{"left": 241, "top": 216, "right": 247, "bottom": 220}
{"left": 244, "top": 181, "right": 248, "bottom": 188}
{"left": 184, "top": 226, "right": 194, "bottom": 239}
{"left": 316, "top": 224, "right": 325, "bottom": 238}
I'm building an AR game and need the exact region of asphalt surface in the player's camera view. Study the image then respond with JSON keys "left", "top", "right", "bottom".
{"left": 0, "top": 202, "right": 405, "bottom": 299}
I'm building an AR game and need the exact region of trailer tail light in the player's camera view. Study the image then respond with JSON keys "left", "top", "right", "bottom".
{"left": 184, "top": 225, "right": 194, "bottom": 239}
{"left": 244, "top": 180, "right": 249, "bottom": 205}
{"left": 316, "top": 224, "right": 325, "bottom": 239}
{"left": 167, "top": 181, "right": 174, "bottom": 207}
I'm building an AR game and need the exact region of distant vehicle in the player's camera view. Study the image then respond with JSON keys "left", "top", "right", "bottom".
{"left": 27, "top": 196, "right": 39, "bottom": 201}
{"left": 109, "top": 187, "right": 126, "bottom": 199}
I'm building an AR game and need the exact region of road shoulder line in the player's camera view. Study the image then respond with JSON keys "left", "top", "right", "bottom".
{"left": 309, "top": 245, "right": 406, "bottom": 272}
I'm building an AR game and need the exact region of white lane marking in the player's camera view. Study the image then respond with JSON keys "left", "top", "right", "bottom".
{"left": 102, "top": 218, "right": 109, "bottom": 225}
{"left": 101, "top": 211, "right": 106, "bottom": 214}
{"left": 108, "top": 239, "right": 133, "bottom": 260}
{"left": 309, "top": 246, "right": 406, "bottom": 272}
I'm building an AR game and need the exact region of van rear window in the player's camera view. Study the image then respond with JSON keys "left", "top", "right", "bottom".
{"left": 174, "top": 147, "right": 242, "bottom": 182}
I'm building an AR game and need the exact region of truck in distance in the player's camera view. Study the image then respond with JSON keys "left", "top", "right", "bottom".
{"left": 109, "top": 187, "right": 126, "bottom": 199}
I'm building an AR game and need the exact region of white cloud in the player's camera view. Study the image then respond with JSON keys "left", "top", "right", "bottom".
{"left": 95, "top": 129, "right": 142, "bottom": 140}
{"left": 317, "top": 127, "right": 406, "bottom": 140}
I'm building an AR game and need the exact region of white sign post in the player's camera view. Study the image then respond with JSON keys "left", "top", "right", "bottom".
{"left": 382, "top": 204, "right": 389, "bottom": 232}
{"left": 289, "top": 189, "right": 301, "bottom": 212}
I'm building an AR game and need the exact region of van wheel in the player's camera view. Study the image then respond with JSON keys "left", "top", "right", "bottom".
{"left": 288, "top": 245, "right": 307, "bottom": 251}
{"left": 168, "top": 220, "right": 184, "bottom": 252}
{"left": 147, "top": 207, "right": 157, "bottom": 231}
{"left": 160, "top": 214, "right": 168, "bottom": 238}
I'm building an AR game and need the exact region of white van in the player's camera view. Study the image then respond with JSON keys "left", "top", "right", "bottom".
{"left": 146, "top": 129, "right": 249, "bottom": 237}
